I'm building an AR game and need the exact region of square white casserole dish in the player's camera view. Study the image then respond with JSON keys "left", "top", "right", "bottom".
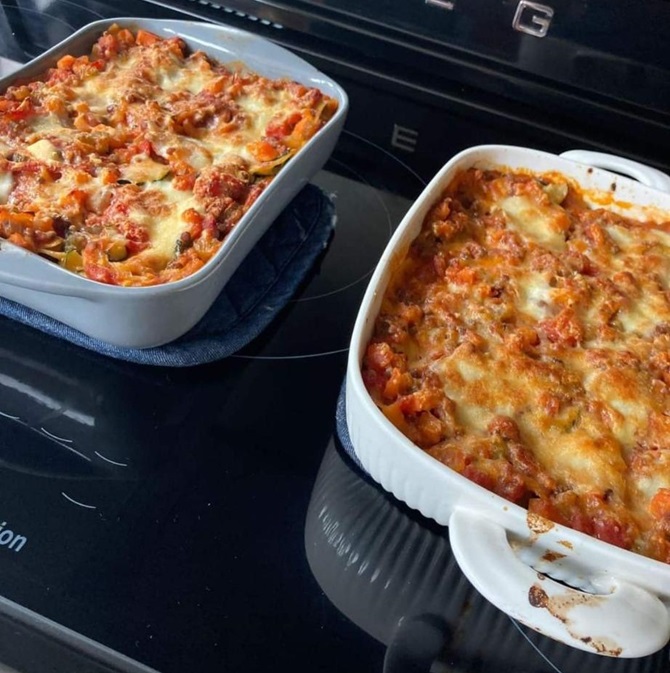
{"left": 0, "top": 17, "right": 348, "bottom": 348}
{"left": 346, "top": 145, "right": 670, "bottom": 658}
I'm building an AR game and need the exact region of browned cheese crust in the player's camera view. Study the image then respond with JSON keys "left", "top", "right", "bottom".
{"left": 363, "top": 167, "right": 670, "bottom": 564}
{"left": 0, "top": 25, "right": 337, "bottom": 286}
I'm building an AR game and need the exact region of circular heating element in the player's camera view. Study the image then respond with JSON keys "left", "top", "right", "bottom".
{"left": 237, "top": 131, "right": 426, "bottom": 359}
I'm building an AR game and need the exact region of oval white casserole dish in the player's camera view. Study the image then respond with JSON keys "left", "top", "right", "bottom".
{"left": 0, "top": 18, "right": 348, "bottom": 348}
{"left": 346, "top": 145, "right": 670, "bottom": 658}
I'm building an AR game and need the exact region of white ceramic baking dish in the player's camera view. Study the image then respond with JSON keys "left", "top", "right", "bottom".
{"left": 346, "top": 145, "right": 670, "bottom": 658}
{"left": 0, "top": 18, "right": 348, "bottom": 348}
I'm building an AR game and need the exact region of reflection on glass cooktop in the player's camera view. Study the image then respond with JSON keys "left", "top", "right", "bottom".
{"left": 1, "top": 6, "right": 80, "bottom": 58}
{"left": 306, "top": 442, "right": 670, "bottom": 673}
{"left": 0, "top": 0, "right": 103, "bottom": 65}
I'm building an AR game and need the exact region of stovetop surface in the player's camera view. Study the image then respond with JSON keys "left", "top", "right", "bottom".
{"left": 0, "top": 2, "right": 668, "bottom": 672}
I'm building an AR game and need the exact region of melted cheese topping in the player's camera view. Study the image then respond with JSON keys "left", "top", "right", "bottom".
{"left": 0, "top": 172, "right": 12, "bottom": 204}
{"left": 500, "top": 195, "right": 567, "bottom": 252}
{"left": 0, "top": 25, "right": 337, "bottom": 286}
{"left": 363, "top": 167, "right": 670, "bottom": 565}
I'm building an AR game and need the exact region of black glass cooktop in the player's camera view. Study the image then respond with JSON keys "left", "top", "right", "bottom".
{"left": 0, "top": 1, "right": 668, "bottom": 672}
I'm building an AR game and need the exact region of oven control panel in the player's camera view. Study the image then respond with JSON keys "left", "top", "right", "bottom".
{"left": 224, "top": 0, "right": 669, "bottom": 116}
{"left": 427, "top": 0, "right": 557, "bottom": 38}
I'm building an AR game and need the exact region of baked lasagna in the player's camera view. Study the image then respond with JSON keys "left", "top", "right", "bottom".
{"left": 362, "top": 166, "right": 670, "bottom": 565}
{"left": 0, "top": 25, "right": 337, "bottom": 286}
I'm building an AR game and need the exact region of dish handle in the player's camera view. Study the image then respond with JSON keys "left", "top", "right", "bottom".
{"left": 560, "top": 149, "right": 670, "bottom": 192}
{"left": 448, "top": 508, "right": 670, "bottom": 658}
